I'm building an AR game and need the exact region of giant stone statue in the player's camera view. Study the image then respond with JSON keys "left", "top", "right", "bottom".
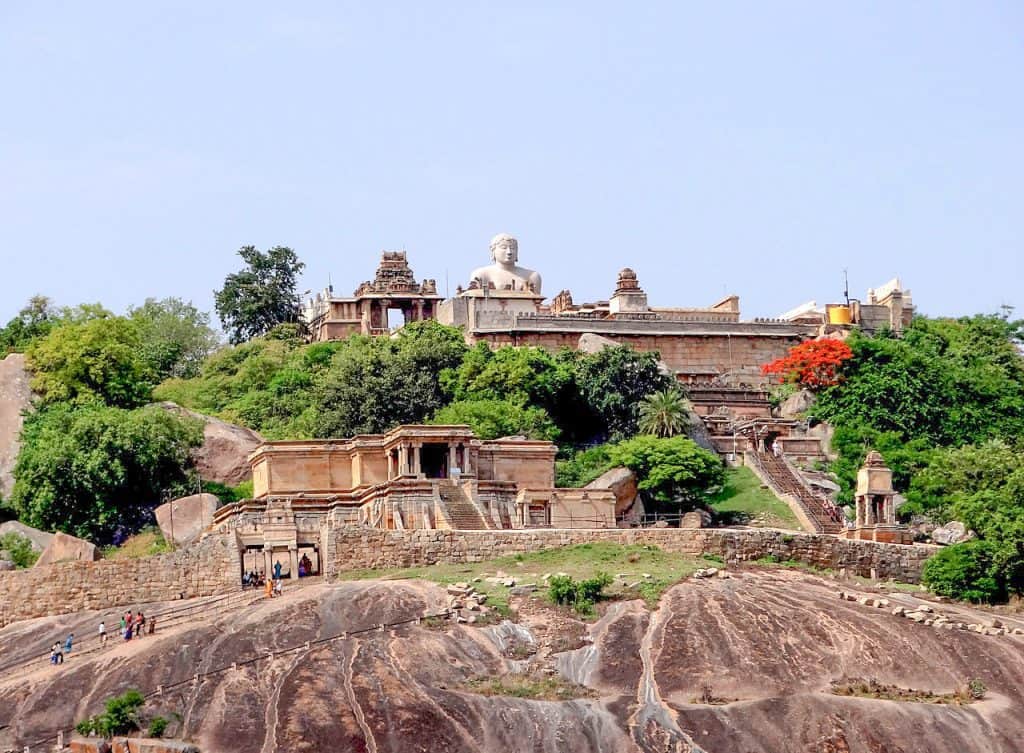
{"left": 470, "top": 233, "right": 542, "bottom": 294}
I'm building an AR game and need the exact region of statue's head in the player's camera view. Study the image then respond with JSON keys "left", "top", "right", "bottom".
{"left": 489, "top": 233, "right": 518, "bottom": 265}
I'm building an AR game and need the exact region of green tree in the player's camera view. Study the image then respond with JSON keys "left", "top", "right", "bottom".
{"left": 638, "top": 388, "right": 691, "bottom": 437}
{"left": 430, "top": 399, "right": 559, "bottom": 441}
{"left": 312, "top": 322, "right": 468, "bottom": 437}
{"left": 0, "top": 295, "right": 59, "bottom": 354}
{"left": 214, "top": 245, "right": 305, "bottom": 344}
{"left": 129, "top": 297, "right": 220, "bottom": 379}
{"left": 26, "top": 315, "right": 153, "bottom": 408}
{"left": 11, "top": 404, "right": 203, "bottom": 542}
{"left": 607, "top": 435, "right": 724, "bottom": 511}
{"left": 573, "top": 346, "right": 672, "bottom": 440}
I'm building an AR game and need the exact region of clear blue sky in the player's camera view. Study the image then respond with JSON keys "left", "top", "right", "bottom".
{"left": 2, "top": 2, "right": 1021, "bottom": 327}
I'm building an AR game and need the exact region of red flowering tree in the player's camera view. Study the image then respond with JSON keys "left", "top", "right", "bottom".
{"left": 761, "top": 339, "right": 853, "bottom": 389}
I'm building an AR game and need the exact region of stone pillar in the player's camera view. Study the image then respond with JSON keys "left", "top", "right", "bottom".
{"left": 448, "top": 444, "right": 458, "bottom": 474}
{"left": 387, "top": 451, "right": 394, "bottom": 480}
{"left": 263, "top": 547, "right": 273, "bottom": 578}
{"left": 398, "top": 445, "right": 408, "bottom": 476}
{"left": 412, "top": 444, "right": 422, "bottom": 477}
{"left": 289, "top": 546, "right": 299, "bottom": 580}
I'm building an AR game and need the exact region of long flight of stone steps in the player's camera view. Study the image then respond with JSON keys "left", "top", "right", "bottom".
{"left": 437, "top": 483, "right": 491, "bottom": 530}
{"left": 752, "top": 452, "right": 844, "bottom": 534}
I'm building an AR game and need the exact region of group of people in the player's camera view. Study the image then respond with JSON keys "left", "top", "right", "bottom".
{"left": 118, "top": 610, "right": 152, "bottom": 641}
{"left": 49, "top": 633, "right": 73, "bottom": 664}
{"left": 242, "top": 570, "right": 267, "bottom": 588}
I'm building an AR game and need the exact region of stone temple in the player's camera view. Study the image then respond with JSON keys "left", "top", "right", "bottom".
{"left": 213, "top": 425, "right": 616, "bottom": 577}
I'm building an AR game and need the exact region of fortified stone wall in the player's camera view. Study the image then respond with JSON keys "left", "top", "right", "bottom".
{"left": 326, "top": 528, "right": 936, "bottom": 583}
{"left": 0, "top": 533, "right": 240, "bottom": 627}
{"left": 472, "top": 330, "right": 806, "bottom": 375}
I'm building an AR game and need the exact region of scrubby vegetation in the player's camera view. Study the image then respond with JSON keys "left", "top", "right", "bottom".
{"left": 0, "top": 531, "right": 40, "bottom": 568}
{"left": 75, "top": 689, "right": 146, "bottom": 738}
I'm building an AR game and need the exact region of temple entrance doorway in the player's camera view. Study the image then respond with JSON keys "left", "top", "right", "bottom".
{"left": 241, "top": 546, "right": 266, "bottom": 580}
{"left": 297, "top": 544, "right": 321, "bottom": 577}
{"left": 420, "top": 443, "right": 449, "bottom": 479}
{"left": 763, "top": 431, "right": 781, "bottom": 453}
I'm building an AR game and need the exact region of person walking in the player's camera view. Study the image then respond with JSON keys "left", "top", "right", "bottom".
{"left": 99, "top": 620, "right": 107, "bottom": 647}
{"left": 64, "top": 633, "right": 74, "bottom": 656}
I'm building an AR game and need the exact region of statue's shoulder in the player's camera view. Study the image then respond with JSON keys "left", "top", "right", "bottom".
{"left": 470, "top": 264, "right": 494, "bottom": 281}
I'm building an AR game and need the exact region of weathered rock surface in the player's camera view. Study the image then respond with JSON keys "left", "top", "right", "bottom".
{"left": 2, "top": 572, "right": 1022, "bottom": 752}
{"left": 34, "top": 531, "right": 100, "bottom": 566}
{"left": 0, "top": 352, "right": 32, "bottom": 499}
{"left": 778, "top": 388, "right": 815, "bottom": 418}
{"left": 157, "top": 402, "right": 262, "bottom": 487}
{"left": 585, "top": 467, "right": 639, "bottom": 516}
{"left": 0, "top": 520, "right": 54, "bottom": 551}
{"left": 932, "top": 521, "right": 974, "bottom": 546}
{"left": 154, "top": 493, "right": 219, "bottom": 547}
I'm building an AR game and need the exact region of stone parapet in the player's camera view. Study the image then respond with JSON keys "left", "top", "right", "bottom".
{"left": 0, "top": 533, "right": 240, "bottom": 627}
{"left": 326, "top": 528, "right": 936, "bottom": 584}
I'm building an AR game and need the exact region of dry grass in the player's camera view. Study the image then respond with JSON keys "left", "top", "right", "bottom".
{"left": 830, "top": 677, "right": 986, "bottom": 705}
{"left": 463, "top": 673, "right": 596, "bottom": 701}
{"left": 102, "top": 528, "right": 172, "bottom": 560}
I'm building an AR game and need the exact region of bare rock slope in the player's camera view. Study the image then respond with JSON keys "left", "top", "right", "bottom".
{"left": 157, "top": 402, "right": 263, "bottom": 486}
{"left": 0, "top": 352, "right": 32, "bottom": 499}
{"left": 1, "top": 571, "right": 1022, "bottom": 752}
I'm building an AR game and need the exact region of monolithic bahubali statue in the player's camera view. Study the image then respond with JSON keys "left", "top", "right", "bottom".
{"left": 470, "top": 233, "right": 543, "bottom": 294}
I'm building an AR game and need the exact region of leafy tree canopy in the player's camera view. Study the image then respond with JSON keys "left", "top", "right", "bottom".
{"left": 0, "top": 295, "right": 60, "bottom": 354}
{"left": 607, "top": 435, "right": 724, "bottom": 510}
{"left": 214, "top": 245, "right": 305, "bottom": 344}
{"left": 26, "top": 314, "right": 154, "bottom": 408}
{"left": 430, "top": 398, "right": 559, "bottom": 441}
{"left": 11, "top": 404, "right": 203, "bottom": 543}
{"left": 128, "top": 297, "right": 220, "bottom": 379}
{"left": 572, "top": 346, "right": 672, "bottom": 441}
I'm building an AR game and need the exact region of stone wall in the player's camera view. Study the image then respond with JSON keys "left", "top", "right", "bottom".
{"left": 326, "top": 527, "right": 936, "bottom": 583}
{"left": 0, "top": 533, "right": 240, "bottom": 627}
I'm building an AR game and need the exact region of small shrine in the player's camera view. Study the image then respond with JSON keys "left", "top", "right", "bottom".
{"left": 841, "top": 450, "right": 913, "bottom": 544}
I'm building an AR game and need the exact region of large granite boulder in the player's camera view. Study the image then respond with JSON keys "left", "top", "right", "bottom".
{"left": 157, "top": 402, "right": 263, "bottom": 486}
{"left": 0, "top": 520, "right": 55, "bottom": 552}
{"left": 585, "top": 466, "right": 639, "bottom": 515}
{"left": 154, "top": 493, "right": 219, "bottom": 547}
{"left": 931, "top": 521, "right": 975, "bottom": 546}
{"left": 0, "top": 352, "right": 32, "bottom": 499}
{"left": 779, "top": 388, "right": 815, "bottom": 419}
{"left": 34, "top": 531, "right": 100, "bottom": 566}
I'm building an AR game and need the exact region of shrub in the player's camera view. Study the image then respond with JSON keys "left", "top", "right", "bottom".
{"left": 922, "top": 540, "right": 1005, "bottom": 603}
{"left": 546, "top": 572, "right": 612, "bottom": 615}
{"left": 75, "top": 689, "right": 145, "bottom": 739}
{"left": 0, "top": 531, "right": 39, "bottom": 568}
{"left": 147, "top": 716, "right": 168, "bottom": 738}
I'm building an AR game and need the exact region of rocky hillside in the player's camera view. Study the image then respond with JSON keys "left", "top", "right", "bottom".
{"left": 0, "top": 352, "right": 31, "bottom": 499}
{"left": 1, "top": 571, "right": 1022, "bottom": 753}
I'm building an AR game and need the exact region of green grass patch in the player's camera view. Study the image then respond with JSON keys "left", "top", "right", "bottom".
{"left": 336, "top": 542, "right": 705, "bottom": 611}
{"left": 102, "top": 528, "right": 172, "bottom": 559}
{"left": 710, "top": 466, "right": 802, "bottom": 530}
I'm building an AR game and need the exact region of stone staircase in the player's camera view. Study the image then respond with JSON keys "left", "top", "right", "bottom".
{"left": 749, "top": 452, "right": 844, "bottom": 534}
{"left": 437, "top": 482, "right": 491, "bottom": 530}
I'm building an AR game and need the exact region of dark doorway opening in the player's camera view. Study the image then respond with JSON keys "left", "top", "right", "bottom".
{"left": 421, "top": 443, "right": 449, "bottom": 479}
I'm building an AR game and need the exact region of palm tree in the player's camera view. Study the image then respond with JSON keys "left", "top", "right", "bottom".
{"left": 638, "top": 388, "right": 692, "bottom": 437}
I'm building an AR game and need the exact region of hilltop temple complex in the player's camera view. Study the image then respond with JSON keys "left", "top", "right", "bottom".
{"left": 303, "top": 233, "right": 913, "bottom": 385}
